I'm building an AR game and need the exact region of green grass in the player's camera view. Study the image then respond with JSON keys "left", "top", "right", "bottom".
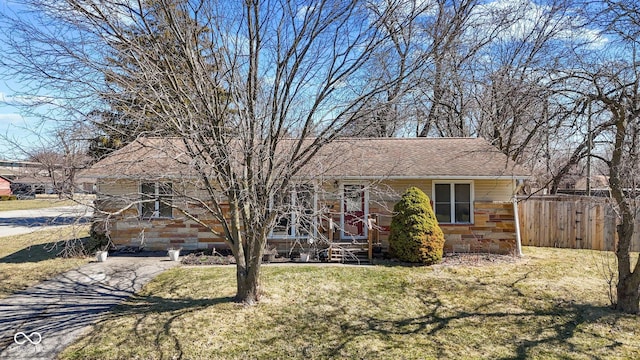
{"left": 61, "top": 246, "right": 640, "bottom": 360}
{"left": 0, "top": 198, "right": 78, "bottom": 211}
{"left": 0, "top": 225, "right": 90, "bottom": 299}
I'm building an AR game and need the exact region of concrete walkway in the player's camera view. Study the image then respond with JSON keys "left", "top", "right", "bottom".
{"left": 0, "top": 255, "right": 180, "bottom": 360}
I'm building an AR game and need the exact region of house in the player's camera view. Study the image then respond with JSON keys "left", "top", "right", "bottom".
{"left": 9, "top": 175, "right": 53, "bottom": 196}
{"left": 0, "top": 176, "right": 12, "bottom": 196}
{"left": 86, "top": 137, "right": 530, "bottom": 257}
{"left": 557, "top": 175, "right": 611, "bottom": 197}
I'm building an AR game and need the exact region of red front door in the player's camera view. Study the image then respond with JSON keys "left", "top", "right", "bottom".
{"left": 342, "top": 184, "right": 366, "bottom": 239}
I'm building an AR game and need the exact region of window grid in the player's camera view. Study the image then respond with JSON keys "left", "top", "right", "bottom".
{"left": 141, "top": 182, "right": 173, "bottom": 219}
{"left": 271, "top": 184, "right": 316, "bottom": 238}
{"left": 434, "top": 182, "right": 472, "bottom": 224}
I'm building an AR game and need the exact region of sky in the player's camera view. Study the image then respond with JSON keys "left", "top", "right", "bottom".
{"left": 0, "top": 0, "right": 47, "bottom": 159}
{"left": 0, "top": 0, "right": 609, "bottom": 160}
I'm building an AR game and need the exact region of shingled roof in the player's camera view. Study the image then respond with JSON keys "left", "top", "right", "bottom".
{"left": 86, "top": 137, "right": 530, "bottom": 180}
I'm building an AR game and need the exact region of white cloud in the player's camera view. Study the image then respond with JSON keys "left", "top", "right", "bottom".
{"left": 0, "top": 113, "right": 24, "bottom": 124}
{"left": 470, "top": 0, "right": 607, "bottom": 50}
{"left": 43, "top": 0, "right": 137, "bottom": 27}
{"left": 296, "top": 5, "right": 315, "bottom": 20}
{"left": 0, "top": 92, "right": 55, "bottom": 106}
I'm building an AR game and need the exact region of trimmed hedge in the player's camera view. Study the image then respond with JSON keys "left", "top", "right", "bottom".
{"left": 389, "top": 187, "right": 445, "bottom": 265}
{"left": 0, "top": 195, "right": 17, "bottom": 201}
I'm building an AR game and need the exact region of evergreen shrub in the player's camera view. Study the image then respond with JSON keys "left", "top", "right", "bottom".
{"left": 389, "top": 187, "right": 445, "bottom": 265}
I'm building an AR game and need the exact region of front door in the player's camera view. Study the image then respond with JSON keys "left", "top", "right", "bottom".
{"left": 341, "top": 184, "right": 367, "bottom": 240}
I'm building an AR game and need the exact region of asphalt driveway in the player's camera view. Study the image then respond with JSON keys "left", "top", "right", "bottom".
{"left": 0, "top": 255, "right": 180, "bottom": 360}
{"left": 0, "top": 205, "right": 93, "bottom": 237}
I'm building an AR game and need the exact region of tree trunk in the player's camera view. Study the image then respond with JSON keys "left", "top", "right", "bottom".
{"left": 227, "top": 195, "right": 262, "bottom": 305}
{"left": 616, "top": 276, "right": 640, "bottom": 313}
{"left": 609, "top": 109, "right": 640, "bottom": 314}
{"left": 615, "top": 222, "right": 640, "bottom": 313}
{"left": 235, "top": 257, "right": 261, "bottom": 305}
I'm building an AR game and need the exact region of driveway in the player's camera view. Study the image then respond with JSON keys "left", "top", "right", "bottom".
{"left": 0, "top": 205, "right": 93, "bottom": 237}
{"left": 0, "top": 255, "right": 180, "bottom": 360}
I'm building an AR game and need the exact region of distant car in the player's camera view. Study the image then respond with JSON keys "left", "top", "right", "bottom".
{"left": 10, "top": 183, "right": 43, "bottom": 199}
{"left": 16, "top": 194, "right": 36, "bottom": 200}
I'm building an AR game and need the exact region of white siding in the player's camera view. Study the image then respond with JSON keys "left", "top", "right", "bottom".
{"left": 474, "top": 179, "right": 514, "bottom": 202}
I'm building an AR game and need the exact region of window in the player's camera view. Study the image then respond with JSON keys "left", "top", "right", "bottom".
{"left": 271, "top": 184, "right": 316, "bottom": 238}
{"left": 141, "top": 182, "right": 173, "bottom": 218}
{"left": 434, "top": 182, "right": 472, "bottom": 224}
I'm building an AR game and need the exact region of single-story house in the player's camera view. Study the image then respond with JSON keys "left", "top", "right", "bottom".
{"left": 0, "top": 176, "right": 12, "bottom": 196}
{"left": 86, "top": 137, "right": 530, "bottom": 257}
{"left": 556, "top": 175, "right": 611, "bottom": 197}
{"left": 9, "top": 175, "right": 53, "bottom": 196}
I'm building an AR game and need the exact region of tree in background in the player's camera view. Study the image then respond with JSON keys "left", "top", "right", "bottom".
{"left": 88, "top": 0, "right": 218, "bottom": 158}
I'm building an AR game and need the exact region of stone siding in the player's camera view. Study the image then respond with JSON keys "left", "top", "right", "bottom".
{"left": 97, "top": 185, "right": 516, "bottom": 254}
{"left": 439, "top": 202, "right": 516, "bottom": 254}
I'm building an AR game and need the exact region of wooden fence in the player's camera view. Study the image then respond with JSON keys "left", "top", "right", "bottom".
{"left": 517, "top": 195, "right": 640, "bottom": 252}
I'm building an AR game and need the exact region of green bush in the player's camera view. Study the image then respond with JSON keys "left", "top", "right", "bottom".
{"left": 389, "top": 187, "right": 445, "bottom": 265}
{"left": 0, "top": 195, "right": 17, "bottom": 201}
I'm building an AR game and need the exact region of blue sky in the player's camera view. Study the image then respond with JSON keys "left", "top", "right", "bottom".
{"left": 0, "top": 0, "right": 610, "bottom": 160}
{"left": 0, "top": 0, "right": 58, "bottom": 159}
{"left": 0, "top": 76, "right": 56, "bottom": 160}
{"left": 0, "top": 0, "right": 39, "bottom": 159}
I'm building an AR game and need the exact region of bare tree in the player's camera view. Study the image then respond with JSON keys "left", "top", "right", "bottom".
{"left": 0, "top": 0, "right": 418, "bottom": 304}
{"left": 549, "top": 0, "right": 640, "bottom": 313}
{"left": 1, "top": 123, "right": 92, "bottom": 198}
{"left": 572, "top": 61, "right": 640, "bottom": 313}
{"left": 345, "top": 0, "right": 494, "bottom": 138}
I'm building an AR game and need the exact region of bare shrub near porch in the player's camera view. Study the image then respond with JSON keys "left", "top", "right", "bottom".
{"left": 389, "top": 187, "right": 444, "bottom": 265}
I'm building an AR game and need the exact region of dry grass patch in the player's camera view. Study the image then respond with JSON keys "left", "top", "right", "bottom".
{"left": 0, "top": 225, "right": 90, "bottom": 298}
{"left": 62, "top": 247, "right": 640, "bottom": 360}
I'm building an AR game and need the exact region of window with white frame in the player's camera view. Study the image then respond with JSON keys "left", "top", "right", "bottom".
{"left": 271, "top": 184, "right": 316, "bottom": 238}
{"left": 433, "top": 182, "right": 472, "bottom": 224}
{"left": 140, "top": 182, "right": 173, "bottom": 218}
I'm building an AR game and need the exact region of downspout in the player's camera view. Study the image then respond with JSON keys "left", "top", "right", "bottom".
{"left": 513, "top": 196, "right": 523, "bottom": 257}
{"left": 512, "top": 178, "right": 524, "bottom": 257}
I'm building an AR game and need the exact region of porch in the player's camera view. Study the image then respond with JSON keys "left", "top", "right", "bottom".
{"left": 267, "top": 215, "right": 383, "bottom": 264}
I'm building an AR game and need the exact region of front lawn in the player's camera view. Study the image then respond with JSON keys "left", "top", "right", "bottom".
{"left": 62, "top": 247, "right": 640, "bottom": 359}
{"left": 0, "top": 225, "right": 90, "bottom": 299}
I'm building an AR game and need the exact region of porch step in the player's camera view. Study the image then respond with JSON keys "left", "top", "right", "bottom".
{"left": 328, "top": 246, "right": 370, "bottom": 264}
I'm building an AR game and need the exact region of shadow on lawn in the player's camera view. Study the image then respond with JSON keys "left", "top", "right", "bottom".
{"left": 68, "top": 294, "right": 233, "bottom": 359}
{"left": 346, "top": 298, "right": 620, "bottom": 359}
{"left": 0, "top": 237, "right": 91, "bottom": 264}
{"left": 41, "top": 267, "right": 636, "bottom": 360}
{"left": 259, "top": 274, "right": 631, "bottom": 360}
{"left": 0, "top": 241, "right": 66, "bottom": 263}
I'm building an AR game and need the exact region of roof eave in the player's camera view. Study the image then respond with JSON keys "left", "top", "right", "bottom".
{"left": 320, "top": 175, "right": 531, "bottom": 181}
{"left": 92, "top": 174, "right": 531, "bottom": 181}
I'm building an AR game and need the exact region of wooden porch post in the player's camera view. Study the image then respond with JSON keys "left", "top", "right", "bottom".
{"left": 328, "top": 218, "right": 333, "bottom": 260}
{"left": 367, "top": 216, "right": 376, "bottom": 262}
